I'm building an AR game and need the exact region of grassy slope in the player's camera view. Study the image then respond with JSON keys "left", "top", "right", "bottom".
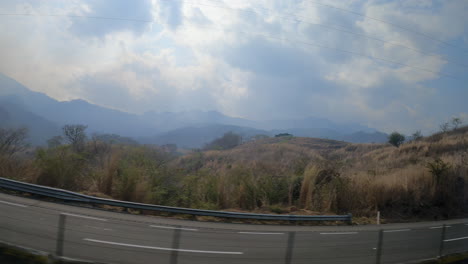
{"left": 174, "top": 127, "right": 468, "bottom": 221}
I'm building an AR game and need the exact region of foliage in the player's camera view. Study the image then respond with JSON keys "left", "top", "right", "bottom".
{"left": 275, "top": 133, "right": 293, "bottom": 138}
{"left": 426, "top": 158, "right": 451, "bottom": 185}
{"left": 2, "top": 125, "right": 467, "bottom": 220}
{"left": 204, "top": 132, "right": 242, "bottom": 150}
{"left": 47, "top": 136, "right": 63, "bottom": 148}
{"left": 388, "top": 131, "right": 405, "bottom": 147}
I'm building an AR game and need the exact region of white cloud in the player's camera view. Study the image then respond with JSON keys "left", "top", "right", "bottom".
{"left": 0, "top": 0, "right": 466, "bottom": 133}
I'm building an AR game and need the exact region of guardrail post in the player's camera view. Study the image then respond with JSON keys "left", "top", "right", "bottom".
{"left": 56, "top": 214, "right": 66, "bottom": 257}
{"left": 285, "top": 231, "right": 295, "bottom": 264}
{"left": 375, "top": 229, "right": 383, "bottom": 264}
{"left": 348, "top": 213, "right": 353, "bottom": 225}
{"left": 438, "top": 224, "right": 446, "bottom": 257}
{"left": 170, "top": 226, "right": 182, "bottom": 264}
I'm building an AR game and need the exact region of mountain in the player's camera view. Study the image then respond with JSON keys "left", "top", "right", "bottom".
{"left": 0, "top": 73, "right": 388, "bottom": 147}
{"left": 0, "top": 96, "right": 60, "bottom": 145}
{"left": 141, "top": 124, "right": 268, "bottom": 149}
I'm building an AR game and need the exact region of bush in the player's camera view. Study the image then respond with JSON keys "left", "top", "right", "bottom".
{"left": 388, "top": 132, "right": 405, "bottom": 147}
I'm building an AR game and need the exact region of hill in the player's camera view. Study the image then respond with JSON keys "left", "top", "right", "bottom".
{"left": 1, "top": 124, "right": 467, "bottom": 222}
{"left": 0, "top": 72, "right": 387, "bottom": 146}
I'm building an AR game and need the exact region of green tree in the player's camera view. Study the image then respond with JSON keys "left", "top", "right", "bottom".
{"left": 204, "top": 132, "right": 242, "bottom": 150}
{"left": 388, "top": 131, "right": 405, "bottom": 147}
{"left": 47, "top": 135, "right": 63, "bottom": 148}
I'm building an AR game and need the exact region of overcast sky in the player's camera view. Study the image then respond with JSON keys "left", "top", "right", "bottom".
{"left": 0, "top": 0, "right": 467, "bottom": 134}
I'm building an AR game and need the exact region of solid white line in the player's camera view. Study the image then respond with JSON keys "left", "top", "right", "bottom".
{"left": 61, "top": 213, "right": 107, "bottom": 222}
{"left": 84, "top": 238, "right": 243, "bottom": 255}
{"left": 149, "top": 225, "right": 198, "bottom": 231}
{"left": 238, "top": 232, "right": 284, "bottom": 235}
{"left": 444, "top": 236, "right": 468, "bottom": 242}
{"left": 320, "top": 232, "right": 358, "bottom": 235}
{"left": 429, "top": 226, "right": 451, "bottom": 229}
{"left": 384, "top": 229, "right": 411, "bottom": 233}
{"left": 0, "top": 200, "right": 28, "bottom": 208}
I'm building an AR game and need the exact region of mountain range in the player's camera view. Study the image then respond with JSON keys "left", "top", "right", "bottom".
{"left": 0, "top": 73, "right": 388, "bottom": 148}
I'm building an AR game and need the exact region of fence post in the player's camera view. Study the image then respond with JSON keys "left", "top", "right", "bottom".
{"left": 377, "top": 211, "right": 380, "bottom": 225}
{"left": 285, "top": 231, "right": 295, "bottom": 264}
{"left": 170, "top": 227, "right": 182, "bottom": 264}
{"left": 438, "top": 224, "right": 446, "bottom": 257}
{"left": 56, "top": 214, "right": 66, "bottom": 257}
{"left": 375, "top": 229, "right": 383, "bottom": 264}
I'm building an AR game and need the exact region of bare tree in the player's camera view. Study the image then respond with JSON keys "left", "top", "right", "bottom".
{"left": 411, "top": 130, "right": 423, "bottom": 141}
{"left": 451, "top": 117, "right": 462, "bottom": 130}
{"left": 63, "top": 124, "right": 87, "bottom": 152}
{"left": 440, "top": 122, "right": 450, "bottom": 133}
{"left": 0, "top": 127, "right": 28, "bottom": 157}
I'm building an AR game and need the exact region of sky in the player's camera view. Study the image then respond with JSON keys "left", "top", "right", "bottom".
{"left": 0, "top": 0, "right": 467, "bottom": 134}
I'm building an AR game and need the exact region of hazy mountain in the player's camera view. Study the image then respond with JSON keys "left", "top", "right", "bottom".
{"left": 0, "top": 96, "right": 60, "bottom": 145}
{"left": 141, "top": 124, "right": 268, "bottom": 149}
{"left": 0, "top": 73, "right": 388, "bottom": 147}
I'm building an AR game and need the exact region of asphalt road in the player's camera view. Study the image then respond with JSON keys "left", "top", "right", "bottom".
{"left": 0, "top": 192, "right": 467, "bottom": 264}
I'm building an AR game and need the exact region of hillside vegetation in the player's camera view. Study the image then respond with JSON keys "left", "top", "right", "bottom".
{"left": 1, "top": 125, "right": 467, "bottom": 222}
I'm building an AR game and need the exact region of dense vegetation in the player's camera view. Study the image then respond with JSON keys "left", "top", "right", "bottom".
{"left": 0, "top": 124, "right": 467, "bottom": 222}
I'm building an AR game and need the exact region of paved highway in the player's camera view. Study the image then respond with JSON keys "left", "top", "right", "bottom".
{"left": 0, "top": 192, "right": 467, "bottom": 264}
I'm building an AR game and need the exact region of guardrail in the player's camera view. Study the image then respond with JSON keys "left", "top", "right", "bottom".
{"left": 0, "top": 177, "right": 352, "bottom": 223}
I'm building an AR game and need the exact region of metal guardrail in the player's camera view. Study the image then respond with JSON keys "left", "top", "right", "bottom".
{"left": 0, "top": 177, "right": 352, "bottom": 223}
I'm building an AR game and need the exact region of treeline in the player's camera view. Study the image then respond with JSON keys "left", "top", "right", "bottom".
{"left": 0, "top": 124, "right": 467, "bottom": 220}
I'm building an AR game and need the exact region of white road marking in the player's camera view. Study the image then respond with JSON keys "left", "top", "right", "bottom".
{"left": 320, "top": 232, "right": 358, "bottom": 235}
{"left": 0, "top": 200, "right": 28, "bottom": 207}
{"left": 238, "top": 232, "right": 284, "bottom": 235}
{"left": 444, "top": 236, "right": 468, "bottom": 242}
{"left": 149, "top": 225, "right": 198, "bottom": 231}
{"left": 150, "top": 225, "right": 198, "bottom": 231}
{"left": 85, "top": 225, "right": 112, "bottom": 231}
{"left": 61, "top": 213, "right": 107, "bottom": 222}
{"left": 84, "top": 238, "right": 243, "bottom": 255}
{"left": 429, "top": 226, "right": 451, "bottom": 229}
{"left": 384, "top": 229, "right": 411, "bottom": 233}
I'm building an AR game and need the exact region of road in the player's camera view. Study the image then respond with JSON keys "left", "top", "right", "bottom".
{"left": 0, "top": 192, "right": 467, "bottom": 264}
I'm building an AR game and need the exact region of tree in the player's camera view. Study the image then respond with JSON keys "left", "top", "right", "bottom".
{"left": 451, "top": 117, "right": 462, "bottom": 130}
{"left": 275, "top": 133, "right": 293, "bottom": 138}
{"left": 440, "top": 122, "right": 450, "bottom": 133}
{"left": 47, "top": 135, "right": 63, "bottom": 149}
{"left": 0, "top": 127, "right": 28, "bottom": 157}
{"left": 411, "top": 130, "right": 423, "bottom": 141}
{"left": 204, "top": 132, "right": 242, "bottom": 150}
{"left": 63, "top": 124, "right": 87, "bottom": 152}
{"left": 388, "top": 131, "right": 405, "bottom": 147}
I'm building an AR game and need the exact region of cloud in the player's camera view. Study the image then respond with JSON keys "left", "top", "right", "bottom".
{"left": 68, "top": 0, "right": 153, "bottom": 37}
{"left": 0, "top": 0, "right": 466, "bottom": 134}
{"left": 157, "top": 0, "right": 183, "bottom": 30}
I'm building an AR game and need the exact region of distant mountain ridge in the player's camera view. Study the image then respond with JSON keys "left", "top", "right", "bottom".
{"left": 0, "top": 73, "right": 388, "bottom": 147}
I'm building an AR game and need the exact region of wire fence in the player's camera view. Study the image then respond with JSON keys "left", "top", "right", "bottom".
{"left": 0, "top": 200, "right": 467, "bottom": 264}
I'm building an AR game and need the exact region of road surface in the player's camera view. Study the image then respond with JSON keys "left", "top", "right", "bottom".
{"left": 0, "top": 192, "right": 467, "bottom": 264}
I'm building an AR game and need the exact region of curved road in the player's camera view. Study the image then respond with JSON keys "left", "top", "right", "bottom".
{"left": 0, "top": 192, "right": 467, "bottom": 264}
